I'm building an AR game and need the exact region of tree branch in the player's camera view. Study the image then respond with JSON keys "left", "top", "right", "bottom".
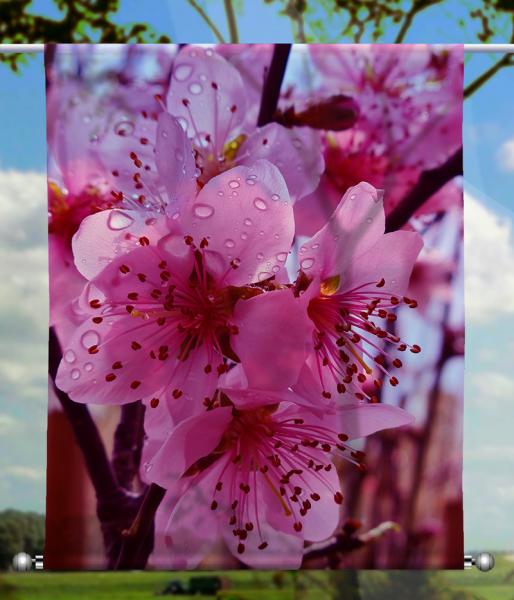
{"left": 187, "top": 0, "right": 226, "bottom": 43}
{"left": 48, "top": 327, "right": 153, "bottom": 568}
{"left": 115, "top": 483, "right": 166, "bottom": 570}
{"left": 224, "top": 0, "right": 239, "bottom": 43}
{"left": 112, "top": 401, "right": 146, "bottom": 490}
{"left": 384, "top": 147, "right": 463, "bottom": 232}
{"left": 49, "top": 327, "right": 118, "bottom": 499}
{"left": 257, "top": 44, "right": 291, "bottom": 127}
{"left": 464, "top": 53, "right": 512, "bottom": 99}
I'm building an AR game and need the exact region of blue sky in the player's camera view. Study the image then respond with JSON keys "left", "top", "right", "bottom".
{"left": 1, "top": 1, "right": 514, "bottom": 552}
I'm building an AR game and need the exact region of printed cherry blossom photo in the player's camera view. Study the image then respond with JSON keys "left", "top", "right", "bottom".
{"left": 45, "top": 43, "right": 464, "bottom": 570}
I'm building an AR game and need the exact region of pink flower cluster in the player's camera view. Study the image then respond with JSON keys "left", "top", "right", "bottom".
{"left": 48, "top": 44, "right": 462, "bottom": 568}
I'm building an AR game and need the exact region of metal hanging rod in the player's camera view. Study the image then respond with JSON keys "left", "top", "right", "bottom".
{"left": 1, "top": 43, "right": 514, "bottom": 53}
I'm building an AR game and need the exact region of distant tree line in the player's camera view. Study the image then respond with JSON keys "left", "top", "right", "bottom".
{"left": 0, "top": 510, "right": 45, "bottom": 570}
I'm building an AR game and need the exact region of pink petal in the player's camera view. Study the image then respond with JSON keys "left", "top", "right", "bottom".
{"left": 339, "top": 230, "right": 423, "bottom": 297}
{"left": 155, "top": 112, "right": 198, "bottom": 211}
{"left": 298, "top": 182, "right": 385, "bottom": 278}
{"left": 180, "top": 160, "right": 294, "bottom": 286}
{"left": 167, "top": 46, "right": 246, "bottom": 154}
{"left": 240, "top": 124, "right": 324, "bottom": 202}
{"left": 232, "top": 288, "right": 311, "bottom": 391}
{"left": 55, "top": 313, "right": 170, "bottom": 405}
{"left": 294, "top": 464, "right": 341, "bottom": 542}
{"left": 155, "top": 468, "right": 221, "bottom": 569}
{"left": 148, "top": 407, "right": 233, "bottom": 489}
{"left": 337, "top": 403, "right": 414, "bottom": 440}
{"left": 72, "top": 209, "right": 169, "bottom": 280}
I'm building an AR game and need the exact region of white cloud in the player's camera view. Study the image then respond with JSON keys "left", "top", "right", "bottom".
{"left": 465, "top": 191, "right": 514, "bottom": 324}
{"left": 498, "top": 138, "right": 514, "bottom": 171}
{"left": 468, "top": 370, "right": 514, "bottom": 403}
{"left": 0, "top": 170, "right": 48, "bottom": 511}
{"left": 0, "top": 466, "right": 45, "bottom": 482}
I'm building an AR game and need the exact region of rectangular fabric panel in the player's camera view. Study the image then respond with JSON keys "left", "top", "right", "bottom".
{"left": 45, "top": 43, "right": 464, "bottom": 570}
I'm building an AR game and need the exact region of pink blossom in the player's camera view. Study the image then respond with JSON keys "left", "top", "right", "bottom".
{"left": 56, "top": 161, "right": 310, "bottom": 419}
{"left": 147, "top": 386, "right": 413, "bottom": 569}
{"left": 165, "top": 45, "right": 324, "bottom": 202}
{"left": 296, "top": 45, "right": 463, "bottom": 234}
{"left": 296, "top": 182, "right": 423, "bottom": 404}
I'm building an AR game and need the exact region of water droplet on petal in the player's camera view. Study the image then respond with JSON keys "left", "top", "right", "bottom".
{"left": 193, "top": 203, "right": 215, "bottom": 218}
{"left": 311, "top": 243, "right": 320, "bottom": 249}
{"left": 81, "top": 330, "right": 100, "bottom": 350}
{"left": 114, "top": 120, "right": 135, "bottom": 137}
{"left": 243, "top": 218, "right": 253, "bottom": 227}
{"left": 292, "top": 138, "right": 302, "bottom": 149}
{"left": 84, "top": 362, "right": 94, "bottom": 372}
{"left": 161, "top": 130, "right": 168, "bottom": 139}
{"left": 174, "top": 64, "right": 193, "bottom": 81}
{"left": 107, "top": 211, "right": 134, "bottom": 231}
{"left": 271, "top": 194, "right": 280, "bottom": 201}
{"left": 217, "top": 191, "right": 224, "bottom": 197}
{"left": 229, "top": 180, "right": 240, "bottom": 189}
{"left": 64, "top": 350, "right": 76, "bottom": 363}
{"left": 144, "top": 462, "right": 153, "bottom": 473}
{"left": 224, "top": 238, "right": 235, "bottom": 248}
{"left": 350, "top": 194, "right": 357, "bottom": 200}
{"left": 171, "top": 211, "right": 180, "bottom": 220}
{"left": 177, "top": 117, "right": 188, "bottom": 131}
{"left": 189, "top": 82, "right": 203, "bottom": 95}
{"left": 366, "top": 217, "right": 373, "bottom": 224}
{"left": 240, "top": 232, "right": 248, "bottom": 240}
{"left": 258, "top": 271, "right": 272, "bottom": 281}
{"left": 256, "top": 252, "right": 264, "bottom": 260}
{"left": 254, "top": 197, "right": 267, "bottom": 211}
{"left": 245, "top": 178, "right": 256, "bottom": 186}
{"left": 71, "top": 369, "right": 81, "bottom": 381}
{"left": 301, "top": 257, "right": 315, "bottom": 270}
{"left": 276, "top": 252, "right": 288, "bottom": 262}
{"left": 272, "top": 265, "right": 280, "bottom": 273}
{"left": 175, "top": 150, "right": 184, "bottom": 161}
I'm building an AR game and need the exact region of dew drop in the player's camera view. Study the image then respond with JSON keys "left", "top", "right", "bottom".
{"left": 245, "top": 178, "right": 256, "bottom": 186}
{"left": 311, "top": 243, "right": 320, "bottom": 249}
{"left": 114, "top": 120, "right": 135, "bottom": 137}
{"left": 193, "top": 167, "right": 202, "bottom": 178}
{"left": 171, "top": 211, "right": 180, "bottom": 220}
{"left": 178, "top": 117, "right": 188, "bottom": 131}
{"left": 350, "top": 194, "right": 357, "bottom": 200}
{"left": 258, "top": 271, "right": 272, "bottom": 281}
{"left": 292, "top": 138, "right": 302, "bottom": 149}
{"left": 188, "top": 82, "right": 203, "bottom": 95}
{"left": 224, "top": 238, "right": 236, "bottom": 248}
{"left": 144, "top": 462, "right": 153, "bottom": 473}
{"left": 229, "top": 180, "right": 240, "bottom": 189}
{"left": 366, "top": 217, "right": 373, "bottom": 224}
{"left": 71, "top": 369, "right": 81, "bottom": 381}
{"left": 301, "top": 257, "right": 315, "bottom": 270}
{"left": 276, "top": 252, "right": 288, "bottom": 262}
{"left": 161, "top": 130, "right": 168, "bottom": 139}
{"left": 243, "top": 218, "right": 253, "bottom": 227}
{"left": 84, "top": 362, "right": 94, "bottom": 372}
{"left": 259, "top": 230, "right": 264, "bottom": 236}
{"left": 271, "top": 194, "right": 280, "bottom": 201}
{"left": 254, "top": 197, "right": 267, "bottom": 211}
{"left": 107, "top": 210, "right": 135, "bottom": 231}
{"left": 193, "top": 203, "right": 215, "bottom": 218}
{"left": 240, "top": 232, "right": 248, "bottom": 240}
{"left": 64, "top": 350, "right": 76, "bottom": 364}
{"left": 217, "top": 191, "right": 224, "bottom": 197}
{"left": 256, "top": 252, "right": 264, "bottom": 260}
{"left": 174, "top": 64, "right": 193, "bottom": 81}
{"left": 272, "top": 265, "right": 280, "bottom": 273}
{"left": 81, "top": 330, "right": 100, "bottom": 350}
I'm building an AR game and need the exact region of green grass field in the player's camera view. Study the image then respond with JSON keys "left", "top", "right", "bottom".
{"left": 1, "top": 556, "right": 513, "bottom": 600}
